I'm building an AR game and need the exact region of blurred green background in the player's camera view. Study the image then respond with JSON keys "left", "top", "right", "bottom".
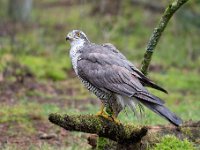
{"left": 0, "top": 0, "right": 199, "bottom": 149}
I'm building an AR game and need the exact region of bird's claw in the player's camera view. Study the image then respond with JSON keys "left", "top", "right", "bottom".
{"left": 96, "top": 112, "right": 121, "bottom": 125}
{"left": 96, "top": 110, "right": 107, "bottom": 117}
{"left": 96, "top": 103, "right": 121, "bottom": 125}
{"left": 110, "top": 116, "right": 121, "bottom": 125}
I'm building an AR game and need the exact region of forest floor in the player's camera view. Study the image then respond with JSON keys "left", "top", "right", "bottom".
{"left": 0, "top": 72, "right": 98, "bottom": 150}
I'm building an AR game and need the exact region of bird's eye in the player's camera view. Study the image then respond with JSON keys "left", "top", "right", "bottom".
{"left": 76, "top": 32, "right": 81, "bottom": 37}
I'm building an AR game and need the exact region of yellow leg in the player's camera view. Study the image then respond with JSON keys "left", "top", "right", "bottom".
{"left": 96, "top": 103, "right": 106, "bottom": 116}
{"left": 96, "top": 103, "right": 121, "bottom": 125}
{"left": 110, "top": 114, "right": 121, "bottom": 125}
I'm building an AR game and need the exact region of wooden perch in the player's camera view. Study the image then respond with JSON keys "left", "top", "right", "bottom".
{"left": 49, "top": 113, "right": 148, "bottom": 144}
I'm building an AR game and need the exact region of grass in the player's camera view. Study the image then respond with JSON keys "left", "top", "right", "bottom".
{"left": 18, "top": 55, "right": 71, "bottom": 80}
{"left": 0, "top": 102, "right": 41, "bottom": 134}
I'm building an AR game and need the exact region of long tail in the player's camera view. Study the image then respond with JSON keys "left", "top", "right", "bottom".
{"left": 140, "top": 101, "right": 182, "bottom": 126}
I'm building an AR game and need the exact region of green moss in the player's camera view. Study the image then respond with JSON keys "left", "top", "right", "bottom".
{"left": 152, "top": 135, "right": 195, "bottom": 150}
{"left": 18, "top": 55, "right": 71, "bottom": 81}
{"left": 181, "top": 127, "right": 192, "bottom": 137}
{"left": 97, "top": 137, "right": 110, "bottom": 150}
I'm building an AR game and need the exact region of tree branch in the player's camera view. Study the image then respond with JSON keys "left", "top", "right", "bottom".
{"left": 49, "top": 113, "right": 148, "bottom": 144}
{"left": 141, "top": 0, "right": 189, "bottom": 75}
{"left": 49, "top": 114, "right": 200, "bottom": 149}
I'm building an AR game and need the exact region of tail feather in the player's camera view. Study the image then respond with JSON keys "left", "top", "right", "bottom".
{"left": 132, "top": 68, "right": 168, "bottom": 94}
{"left": 140, "top": 101, "right": 182, "bottom": 126}
{"left": 134, "top": 92, "right": 165, "bottom": 105}
{"left": 142, "top": 80, "right": 168, "bottom": 94}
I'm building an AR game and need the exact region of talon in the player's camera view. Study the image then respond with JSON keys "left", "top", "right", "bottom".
{"left": 96, "top": 103, "right": 106, "bottom": 116}
{"left": 110, "top": 114, "right": 121, "bottom": 125}
{"left": 96, "top": 103, "right": 121, "bottom": 125}
{"left": 96, "top": 104, "right": 121, "bottom": 125}
{"left": 100, "top": 114, "right": 121, "bottom": 125}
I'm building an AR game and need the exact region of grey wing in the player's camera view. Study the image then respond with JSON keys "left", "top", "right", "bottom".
{"left": 102, "top": 43, "right": 168, "bottom": 94}
{"left": 102, "top": 43, "right": 127, "bottom": 59}
{"left": 77, "top": 52, "right": 164, "bottom": 105}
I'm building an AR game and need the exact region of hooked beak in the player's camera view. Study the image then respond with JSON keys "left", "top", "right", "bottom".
{"left": 66, "top": 36, "right": 70, "bottom": 41}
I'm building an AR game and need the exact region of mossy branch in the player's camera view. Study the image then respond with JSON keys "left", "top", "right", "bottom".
{"left": 49, "top": 114, "right": 200, "bottom": 149}
{"left": 141, "top": 0, "right": 189, "bottom": 75}
{"left": 49, "top": 113, "right": 148, "bottom": 144}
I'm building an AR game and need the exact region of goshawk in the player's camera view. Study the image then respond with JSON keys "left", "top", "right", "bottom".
{"left": 66, "top": 30, "right": 182, "bottom": 126}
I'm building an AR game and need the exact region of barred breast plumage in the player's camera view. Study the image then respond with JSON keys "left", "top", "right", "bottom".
{"left": 80, "top": 77, "right": 113, "bottom": 100}
{"left": 69, "top": 38, "right": 115, "bottom": 109}
{"left": 79, "top": 76, "right": 122, "bottom": 115}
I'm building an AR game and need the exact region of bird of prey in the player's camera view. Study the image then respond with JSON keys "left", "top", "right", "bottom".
{"left": 66, "top": 30, "right": 182, "bottom": 126}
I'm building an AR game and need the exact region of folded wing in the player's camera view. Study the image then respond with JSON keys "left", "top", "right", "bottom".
{"left": 77, "top": 45, "right": 164, "bottom": 105}
{"left": 102, "top": 43, "right": 168, "bottom": 94}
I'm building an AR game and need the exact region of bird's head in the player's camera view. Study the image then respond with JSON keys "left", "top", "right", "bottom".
{"left": 66, "top": 30, "right": 89, "bottom": 47}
